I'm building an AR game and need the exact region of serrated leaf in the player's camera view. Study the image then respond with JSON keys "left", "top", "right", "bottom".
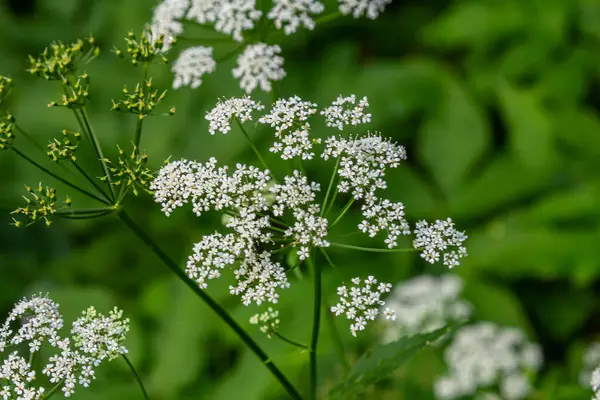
{"left": 329, "top": 325, "right": 457, "bottom": 397}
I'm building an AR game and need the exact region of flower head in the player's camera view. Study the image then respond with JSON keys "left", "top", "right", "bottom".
{"left": 116, "top": 27, "right": 170, "bottom": 65}
{"left": 434, "top": 322, "right": 542, "bottom": 400}
{"left": 250, "top": 308, "right": 280, "bottom": 338}
{"left": 413, "top": 218, "right": 468, "bottom": 268}
{"left": 27, "top": 37, "right": 99, "bottom": 80}
{"left": 267, "top": 0, "right": 325, "bottom": 35}
{"left": 205, "top": 97, "right": 264, "bottom": 134}
{"left": 103, "top": 145, "right": 154, "bottom": 196}
{"left": 47, "top": 130, "right": 81, "bottom": 162}
{"left": 172, "top": 46, "right": 216, "bottom": 89}
{"left": 320, "top": 94, "right": 371, "bottom": 130}
{"left": 149, "top": 0, "right": 189, "bottom": 51}
{"left": 330, "top": 276, "right": 394, "bottom": 336}
{"left": 0, "top": 113, "right": 15, "bottom": 151}
{"left": 338, "top": 0, "right": 391, "bottom": 19}
{"left": 233, "top": 44, "right": 286, "bottom": 93}
{"left": 11, "top": 184, "right": 71, "bottom": 228}
{"left": 187, "top": 0, "right": 262, "bottom": 42}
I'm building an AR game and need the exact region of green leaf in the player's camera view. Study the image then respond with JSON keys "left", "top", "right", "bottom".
{"left": 496, "top": 82, "right": 554, "bottom": 172}
{"left": 329, "top": 325, "right": 457, "bottom": 397}
{"left": 418, "top": 73, "right": 491, "bottom": 196}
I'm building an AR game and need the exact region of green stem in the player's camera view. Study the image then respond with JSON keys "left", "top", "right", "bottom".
{"left": 330, "top": 242, "right": 421, "bottom": 253}
{"left": 15, "top": 125, "right": 46, "bottom": 153}
{"left": 43, "top": 379, "right": 65, "bottom": 399}
{"left": 329, "top": 197, "right": 354, "bottom": 229}
{"left": 12, "top": 148, "right": 111, "bottom": 205}
{"left": 324, "top": 186, "right": 339, "bottom": 218}
{"left": 133, "top": 63, "right": 149, "bottom": 148}
{"left": 71, "top": 160, "right": 111, "bottom": 201}
{"left": 58, "top": 210, "right": 114, "bottom": 220}
{"left": 320, "top": 158, "right": 340, "bottom": 217}
{"left": 274, "top": 332, "right": 309, "bottom": 350}
{"left": 118, "top": 211, "right": 302, "bottom": 400}
{"left": 314, "top": 11, "right": 342, "bottom": 25}
{"left": 307, "top": 256, "right": 322, "bottom": 400}
{"left": 55, "top": 207, "right": 115, "bottom": 216}
{"left": 235, "top": 118, "right": 271, "bottom": 173}
{"left": 216, "top": 41, "right": 248, "bottom": 63}
{"left": 123, "top": 354, "right": 149, "bottom": 400}
{"left": 78, "top": 107, "right": 116, "bottom": 201}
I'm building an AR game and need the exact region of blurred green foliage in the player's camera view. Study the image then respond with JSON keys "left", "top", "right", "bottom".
{"left": 2, "top": 0, "right": 600, "bottom": 398}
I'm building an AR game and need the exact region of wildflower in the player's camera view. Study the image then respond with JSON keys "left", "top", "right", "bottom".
{"left": 0, "top": 113, "right": 15, "bottom": 151}
{"left": 11, "top": 184, "right": 71, "bottom": 227}
{"left": 259, "top": 96, "right": 319, "bottom": 160}
{"left": 205, "top": 97, "right": 264, "bottom": 134}
{"left": 579, "top": 342, "right": 600, "bottom": 387}
{"left": 320, "top": 94, "right": 371, "bottom": 130}
{"left": 115, "top": 28, "right": 170, "bottom": 65}
{"left": 0, "top": 75, "right": 13, "bottom": 103}
{"left": 592, "top": 366, "right": 600, "bottom": 399}
{"left": 186, "top": 0, "right": 262, "bottom": 42}
{"left": 358, "top": 197, "right": 410, "bottom": 248}
{"left": 232, "top": 44, "right": 286, "bottom": 93}
{"left": 413, "top": 218, "right": 468, "bottom": 268}
{"left": 102, "top": 145, "right": 154, "bottom": 196}
{"left": 250, "top": 308, "right": 280, "bottom": 338}
{"left": 47, "top": 73, "right": 90, "bottom": 109}
{"left": 149, "top": 0, "right": 188, "bottom": 51}
{"left": 330, "top": 276, "right": 394, "bottom": 336}
{"left": 47, "top": 130, "right": 81, "bottom": 162}
{"left": 27, "top": 37, "right": 99, "bottom": 80}
{"left": 267, "top": 0, "right": 325, "bottom": 35}
{"left": 381, "top": 275, "right": 472, "bottom": 343}
{"left": 112, "top": 79, "right": 171, "bottom": 118}
{"left": 322, "top": 133, "right": 407, "bottom": 199}
{"left": 434, "top": 322, "right": 542, "bottom": 400}
{"left": 172, "top": 46, "right": 216, "bottom": 89}
{"left": 338, "top": 0, "right": 391, "bottom": 19}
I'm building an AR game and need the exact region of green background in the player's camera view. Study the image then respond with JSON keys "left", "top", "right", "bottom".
{"left": 1, "top": 0, "right": 600, "bottom": 398}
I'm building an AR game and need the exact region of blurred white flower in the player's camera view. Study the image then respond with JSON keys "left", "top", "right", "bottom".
{"left": 233, "top": 44, "right": 286, "bottom": 93}
{"left": 435, "top": 322, "right": 543, "bottom": 400}
{"left": 172, "top": 46, "right": 216, "bottom": 89}
{"left": 250, "top": 308, "right": 280, "bottom": 338}
{"left": 338, "top": 0, "right": 391, "bottom": 19}
{"left": 187, "top": 0, "right": 262, "bottom": 42}
{"left": 381, "top": 274, "right": 472, "bottom": 343}
{"left": 592, "top": 366, "right": 600, "bottom": 399}
{"left": 413, "top": 218, "right": 468, "bottom": 268}
{"left": 149, "top": 0, "right": 189, "bottom": 50}
{"left": 268, "top": 0, "right": 325, "bottom": 35}
{"left": 580, "top": 342, "right": 600, "bottom": 387}
{"left": 320, "top": 94, "right": 371, "bottom": 130}
{"left": 205, "top": 97, "right": 265, "bottom": 134}
{"left": 330, "top": 276, "right": 394, "bottom": 336}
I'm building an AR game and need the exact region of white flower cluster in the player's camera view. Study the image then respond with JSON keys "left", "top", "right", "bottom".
{"left": 151, "top": 157, "right": 329, "bottom": 305}
{"left": 413, "top": 218, "right": 468, "bottom": 268}
{"left": 381, "top": 274, "right": 472, "bottom": 343}
{"left": 249, "top": 307, "right": 280, "bottom": 338}
{"left": 0, "top": 295, "right": 129, "bottom": 398}
{"left": 172, "top": 46, "right": 216, "bottom": 89}
{"left": 580, "top": 342, "right": 600, "bottom": 387}
{"left": 592, "top": 366, "right": 600, "bottom": 400}
{"left": 150, "top": 0, "right": 389, "bottom": 91}
{"left": 435, "top": 323, "right": 543, "bottom": 400}
{"left": 268, "top": 0, "right": 325, "bottom": 35}
{"left": 320, "top": 94, "right": 371, "bottom": 130}
{"left": 259, "top": 96, "right": 319, "bottom": 160}
{"left": 330, "top": 276, "right": 395, "bottom": 336}
{"left": 206, "top": 97, "right": 265, "bottom": 134}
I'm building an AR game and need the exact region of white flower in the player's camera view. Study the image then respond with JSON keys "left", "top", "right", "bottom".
{"left": 186, "top": 0, "right": 262, "bottom": 42}
{"left": 322, "top": 133, "right": 407, "bottom": 199}
{"left": 233, "top": 43, "right": 286, "bottom": 93}
{"left": 149, "top": 0, "right": 189, "bottom": 51}
{"left": 259, "top": 96, "right": 319, "bottom": 160}
{"left": 359, "top": 197, "right": 410, "bottom": 248}
{"left": 434, "top": 322, "right": 542, "bottom": 400}
{"left": 320, "top": 94, "right": 371, "bottom": 130}
{"left": 338, "top": 0, "right": 391, "bottom": 19}
{"left": 205, "top": 97, "right": 265, "bottom": 134}
{"left": 249, "top": 308, "right": 280, "bottom": 337}
{"left": 381, "top": 274, "right": 472, "bottom": 343}
{"left": 330, "top": 276, "right": 395, "bottom": 336}
{"left": 413, "top": 218, "right": 468, "bottom": 268}
{"left": 581, "top": 342, "right": 600, "bottom": 388}
{"left": 172, "top": 46, "right": 216, "bottom": 89}
{"left": 267, "top": 0, "right": 325, "bottom": 35}
{"left": 592, "top": 366, "right": 600, "bottom": 399}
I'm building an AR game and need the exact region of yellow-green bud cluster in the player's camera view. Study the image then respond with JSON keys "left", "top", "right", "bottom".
{"left": 112, "top": 80, "right": 174, "bottom": 118}
{"left": 47, "top": 130, "right": 81, "bottom": 162}
{"left": 0, "top": 113, "right": 15, "bottom": 151}
{"left": 27, "top": 36, "right": 99, "bottom": 80}
{"left": 12, "top": 184, "right": 71, "bottom": 227}
{"left": 102, "top": 145, "right": 154, "bottom": 196}
{"left": 114, "top": 28, "right": 171, "bottom": 65}
{"left": 48, "top": 73, "right": 90, "bottom": 109}
{"left": 249, "top": 308, "right": 280, "bottom": 338}
{"left": 0, "top": 76, "right": 13, "bottom": 104}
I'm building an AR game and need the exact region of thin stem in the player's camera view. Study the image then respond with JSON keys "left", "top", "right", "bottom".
{"left": 133, "top": 63, "right": 149, "bottom": 148}
{"left": 118, "top": 212, "right": 302, "bottom": 400}
{"left": 78, "top": 107, "right": 116, "bottom": 201}
{"left": 274, "top": 332, "right": 309, "bottom": 350}
{"left": 313, "top": 11, "right": 342, "bottom": 25}
{"left": 12, "top": 148, "right": 111, "bottom": 205}
{"left": 123, "top": 354, "right": 149, "bottom": 400}
{"left": 324, "top": 186, "right": 339, "bottom": 218}
{"left": 58, "top": 210, "right": 114, "bottom": 220}
{"left": 307, "top": 256, "right": 322, "bottom": 400}
{"left": 330, "top": 242, "right": 421, "bottom": 253}
{"left": 319, "top": 249, "right": 350, "bottom": 373}
{"left": 235, "top": 118, "right": 271, "bottom": 173}
{"left": 216, "top": 41, "right": 248, "bottom": 63}
{"left": 55, "top": 207, "right": 115, "bottom": 216}
{"left": 15, "top": 125, "right": 46, "bottom": 153}
{"left": 320, "top": 157, "right": 340, "bottom": 217}
{"left": 44, "top": 379, "right": 65, "bottom": 399}
{"left": 71, "top": 160, "right": 111, "bottom": 201}
{"left": 329, "top": 198, "right": 354, "bottom": 229}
